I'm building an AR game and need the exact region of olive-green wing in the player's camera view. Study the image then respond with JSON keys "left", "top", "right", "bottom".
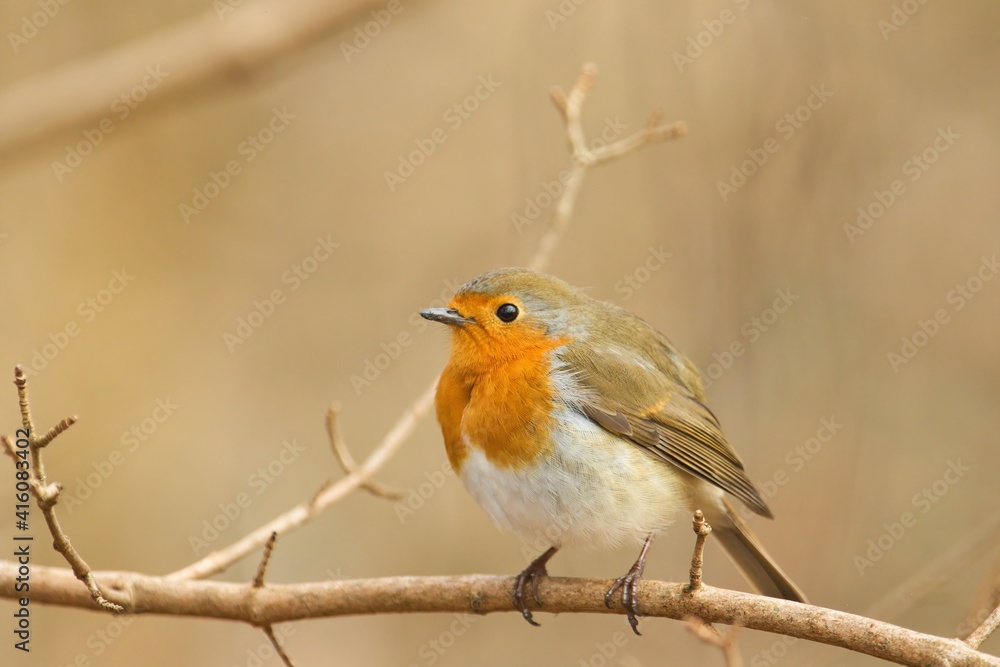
{"left": 559, "top": 328, "right": 772, "bottom": 518}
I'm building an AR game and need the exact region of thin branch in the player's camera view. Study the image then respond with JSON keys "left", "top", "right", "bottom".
{"left": 0, "top": 0, "right": 383, "bottom": 155}
{"left": 325, "top": 402, "right": 402, "bottom": 499}
{"left": 687, "top": 510, "right": 712, "bottom": 592}
{"left": 263, "top": 625, "right": 296, "bottom": 667}
{"left": 685, "top": 616, "right": 743, "bottom": 667}
{"left": 3, "top": 368, "right": 123, "bottom": 612}
{"left": 251, "top": 534, "right": 296, "bottom": 667}
{"left": 3, "top": 564, "right": 998, "bottom": 667}
{"left": 529, "top": 62, "right": 686, "bottom": 273}
{"left": 966, "top": 605, "right": 1000, "bottom": 650}
{"left": 167, "top": 378, "right": 439, "bottom": 580}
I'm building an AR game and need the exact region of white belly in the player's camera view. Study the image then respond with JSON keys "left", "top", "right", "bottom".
{"left": 459, "top": 407, "right": 686, "bottom": 551}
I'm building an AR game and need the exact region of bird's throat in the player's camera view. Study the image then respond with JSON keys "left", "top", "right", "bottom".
{"left": 435, "top": 336, "right": 567, "bottom": 472}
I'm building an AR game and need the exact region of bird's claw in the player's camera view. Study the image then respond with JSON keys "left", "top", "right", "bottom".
{"left": 513, "top": 561, "right": 549, "bottom": 626}
{"left": 605, "top": 564, "right": 644, "bottom": 635}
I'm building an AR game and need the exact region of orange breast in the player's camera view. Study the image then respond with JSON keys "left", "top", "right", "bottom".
{"left": 435, "top": 336, "right": 568, "bottom": 472}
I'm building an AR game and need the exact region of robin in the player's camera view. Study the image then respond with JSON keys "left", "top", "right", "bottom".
{"left": 420, "top": 267, "right": 806, "bottom": 634}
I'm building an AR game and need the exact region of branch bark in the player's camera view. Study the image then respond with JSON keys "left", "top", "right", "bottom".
{"left": 1, "top": 563, "right": 996, "bottom": 667}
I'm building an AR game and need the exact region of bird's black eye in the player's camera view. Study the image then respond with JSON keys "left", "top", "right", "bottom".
{"left": 496, "top": 303, "right": 519, "bottom": 323}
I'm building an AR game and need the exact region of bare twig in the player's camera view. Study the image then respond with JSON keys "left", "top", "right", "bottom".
{"left": 0, "top": 0, "right": 384, "bottom": 155}
{"left": 4, "top": 564, "right": 999, "bottom": 667}
{"left": 253, "top": 532, "right": 279, "bottom": 589}
{"left": 263, "top": 626, "right": 296, "bottom": 667}
{"left": 687, "top": 510, "right": 713, "bottom": 593}
{"left": 168, "top": 378, "right": 439, "bottom": 580}
{"left": 965, "top": 605, "right": 1000, "bottom": 650}
{"left": 685, "top": 616, "right": 743, "bottom": 667}
{"left": 3, "top": 367, "right": 122, "bottom": 613}
{"left": 529, "top": 62, "right": 686, "bottom": 273}
{"left": 326, "top": 402, "right": 402, "bottom": 499}
{"left": 251, "top": 533, "right": 295, "bottom": 666}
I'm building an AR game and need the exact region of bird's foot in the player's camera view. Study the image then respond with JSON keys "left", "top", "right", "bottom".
{"left": 605, "top": 533, "right": 654, "bottom": 635}
{"left": 513, "top": 546, "right": 558, "bottom": 627}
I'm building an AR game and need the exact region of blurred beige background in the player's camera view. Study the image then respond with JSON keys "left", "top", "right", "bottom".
{"left": 2, "top": 1, "right": 1000, "bottom": 665}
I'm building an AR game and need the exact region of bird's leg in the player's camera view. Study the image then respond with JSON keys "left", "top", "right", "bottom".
{"left": 605, "top": 533, "right": 654, "bottom": 635}
{"left": 513, "top": 546, "right": 559, "bottom": 626}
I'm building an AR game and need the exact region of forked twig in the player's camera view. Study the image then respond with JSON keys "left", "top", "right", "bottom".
{"left": 530, "top": 62, "right": 686, "bottom": 273}
{"left": 325, "top": 402, "right": 402, "bottom": 499}
{"left": 2, "top": 366, "right": 122, "bottom": 612}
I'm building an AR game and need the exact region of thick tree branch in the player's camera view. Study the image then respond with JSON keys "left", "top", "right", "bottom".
{"left": 0, "top": 0, "right": 381, "bottom": 155}
{"left": 1, "top": 563, "right": 997, "bottom": 667}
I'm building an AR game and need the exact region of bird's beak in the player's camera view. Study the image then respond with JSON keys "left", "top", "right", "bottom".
{"left": 420, "top": 307, "right": 473, "bottom": 327}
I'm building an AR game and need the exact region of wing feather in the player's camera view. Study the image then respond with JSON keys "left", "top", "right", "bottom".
{"left": 559, "top": 310, "right": 772, "bottom": 518}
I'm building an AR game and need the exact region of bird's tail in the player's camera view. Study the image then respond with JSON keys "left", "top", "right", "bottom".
{"left": 709, "top": 498, "right": 808, "bottom": 603}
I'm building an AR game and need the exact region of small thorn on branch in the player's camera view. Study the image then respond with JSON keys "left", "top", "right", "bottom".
{"left": 687, "top": 510, "right": 712, "bottom": 593}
